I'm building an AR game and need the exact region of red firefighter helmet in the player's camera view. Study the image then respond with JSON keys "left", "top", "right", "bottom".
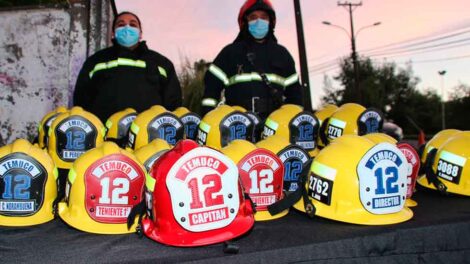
{"left": 238, "top": 0, "right": 276, "bottom": 29}
{"left": 221, "top": 140, "right": 287, "bottom": 221}
{"left": 397, "top": 143, "right": 420, "bottom": 207}
{"left": 141, "top": 140, "right": 254, "bottom": 247}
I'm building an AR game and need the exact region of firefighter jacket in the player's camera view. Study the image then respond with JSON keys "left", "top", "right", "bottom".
{"left": 202, "top": 37, "right": 303, "bottom": 119}
{"left": 73, "top": 41, "right": 182, "bottom": 123}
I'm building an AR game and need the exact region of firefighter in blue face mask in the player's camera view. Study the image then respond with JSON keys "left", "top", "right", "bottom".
{"left": 202, "top": 0, "right": 303, "bottom": 120}
{"left": 73, "top": 11, "right": 182, "bottom": 123}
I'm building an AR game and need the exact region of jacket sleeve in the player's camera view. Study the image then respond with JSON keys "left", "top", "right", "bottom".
{"left": 282, "top": 49, "right": 304, "bottom": 107}
{"left": 160, "top": 61, "right": 182, "bottom": 111}
{"left": 202, "top": 47, "right": 231, "bottom": 115}
{"left": 73, "top": 58, "right": 95, "bottom": 109}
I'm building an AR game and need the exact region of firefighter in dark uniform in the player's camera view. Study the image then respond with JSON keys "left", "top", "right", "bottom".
{"left": 202, "top": 0, "right": 303, "bottom": 120}
{"left": 73, "top": 11, "right": 182, "bottom": 123}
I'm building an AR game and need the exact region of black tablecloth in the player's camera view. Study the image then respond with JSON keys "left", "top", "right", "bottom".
{"left": 2, "top": 187, "right": 470, "bottom": 264}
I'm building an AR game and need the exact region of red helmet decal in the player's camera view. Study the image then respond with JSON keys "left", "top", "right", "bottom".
{"left": 397, "top": 143, "right": 420, "bottom": 198}
{"left": 238, "top": 149, "right": 284, "bottom": 211}
{"left": 84, "top": 154, "right": 145, "bottom": 223}
{"left": 166, "top": 147, "right": 240, "bottom": 232}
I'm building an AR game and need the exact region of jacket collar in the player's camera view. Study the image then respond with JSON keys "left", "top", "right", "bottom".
{"left": 111, "top": 39, "right": 149, "bottom": 57}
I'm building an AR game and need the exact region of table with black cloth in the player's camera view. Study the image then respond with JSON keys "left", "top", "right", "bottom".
{"left": 2, "top": 186, "right": 470, "bottom": 264}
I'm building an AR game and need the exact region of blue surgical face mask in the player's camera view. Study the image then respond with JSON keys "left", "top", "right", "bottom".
{"left": 248, "top": 19, "right": 270, "bottom": 40}
{"left": 114, "top": 25, "right": 140, "bottom": 48}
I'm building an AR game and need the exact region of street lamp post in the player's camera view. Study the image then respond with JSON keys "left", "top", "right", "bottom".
{"left": 438, "top": 70, "right": 447, "bottom": 130}
{"left": 322, "top": 21, "right": 380, "bottom": 104}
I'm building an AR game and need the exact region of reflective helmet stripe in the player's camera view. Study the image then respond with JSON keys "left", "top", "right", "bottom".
{"left": 311, "top": 161, "right": 337, "bottom": 181}
{"left": 146, "top": 172, "right": 156, "bottom": 192}
{"left": 68, "top": 168, "right": 77, "bottom": 184}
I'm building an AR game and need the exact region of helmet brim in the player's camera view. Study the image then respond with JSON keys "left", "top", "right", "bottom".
{"left": 254, "top": 209, "right": 289, "bottom": 221}
{"left": 142, "top": 214, "right": 254, "bottom": 247}
{"left": 293, "top": 198, "right": 414, "bottom": 225}
{"left": 405, "top": 199, "right": 418, "bottom": 207}
{"left": 58, "top": 202, "right": 138, "bottom": 234}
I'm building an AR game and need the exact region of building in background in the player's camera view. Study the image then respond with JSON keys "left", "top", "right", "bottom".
{"left": 0, "top": 0, "right": 111, "bottom": 145}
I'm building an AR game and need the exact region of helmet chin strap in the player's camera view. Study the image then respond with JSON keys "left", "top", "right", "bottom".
{"left": 127, "top": 199, "right": 146, "bottom": 235}
{"left": 52, "top": 168, "right": 69, "bottom": 217}
{"left": 424, "top": 148, "right": 448, "bottom": 194}
{"left": 267, "top": 159, "right": 316, "bottom": 218}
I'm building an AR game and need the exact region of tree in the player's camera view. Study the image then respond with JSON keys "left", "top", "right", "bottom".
{"left": 179, "top": 58, "right": 208, "bottom": 116}
{"left": 446, "top": 83, "right": 470, "bottom": 130}
{"left": 321, "top": 57, "right": 444, "bottom": 135}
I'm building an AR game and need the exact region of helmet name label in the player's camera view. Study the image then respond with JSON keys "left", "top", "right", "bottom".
{"left": 308, "top": 174, "right": 333, "bottom": 205}
{"left": 95, "top": 205, "right": 131, "bottom": 218}
{"left": 437, "top": 159, "right": 463, "bottom": 184}
{"left": 0, "top": 201, "right": 34, "bottom": 212}
{"left": 196, "top": 129, "right": 208, "bottom": 145}
{"left": 327, "top": 125, "right": 343, "bottom": 139}
{"left": 327, "top": 118, "right": 346, "bottom": 140}
{"left": 251, "top": 195, "right": 276, "bottom": 207}
{"left": 436, "top": 150, "right": 466, "bottom": 185}
{"left": 358, "top": 143, "right": 407, "bottom": 215}
{"left": 196, "top": 121, "right": 210, "bottom": 145}
{"left": 189, "top": 207, "right": 229, "bottom": 225}
{"left": 372, "top": 195, "right": 400, "bottom": 209}
{"left": 62, "top": 150, "right": 85, "bottom": 159}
